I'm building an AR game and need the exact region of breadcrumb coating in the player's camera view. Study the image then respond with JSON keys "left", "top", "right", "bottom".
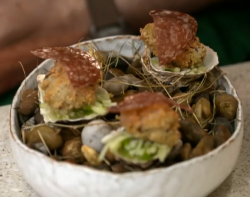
{"left": 140, "top": 23, "right": 158, "bottom": 56}
{"left": 140, "top": 23, "right": 206, "bottom": 68}
{"left": 120, "top": 103, "right": 180, "bottom": 146}
{"left": 173, "top": 37, "right": 206, "bottom": 68}
{"left": 40, "top": 62, "right": 97, "bottom": 110}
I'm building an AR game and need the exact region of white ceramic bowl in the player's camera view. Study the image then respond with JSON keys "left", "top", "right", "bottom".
{"left": 9, "top": 35, "right": 243, "bottom": 197}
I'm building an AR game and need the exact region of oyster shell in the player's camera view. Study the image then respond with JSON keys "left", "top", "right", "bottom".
{"left": 141, "top": 46, "right": 219, "bottom": 81}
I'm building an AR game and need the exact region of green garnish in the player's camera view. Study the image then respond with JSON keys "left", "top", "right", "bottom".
{"left": 39, "top": 86, "right": 116, "bottom": 122}
{"left": 99, "top": 131, "right": 171, "bottom": 164}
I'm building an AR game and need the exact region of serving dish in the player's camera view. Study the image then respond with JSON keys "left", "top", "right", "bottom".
{"left": 9, "top": 35, "right": 243, "bottom": 197}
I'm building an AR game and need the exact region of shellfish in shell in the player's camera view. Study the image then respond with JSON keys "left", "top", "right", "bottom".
{"left": 140, "top": 10, "right": 219, "bottom": 80}
{"left": 32, "top": 47, "right": 116, "bottom": 123}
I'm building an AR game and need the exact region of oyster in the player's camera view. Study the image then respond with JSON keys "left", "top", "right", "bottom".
{"left": 99, "top": 92, "right": 182, "bottom": 164}
{"left": 140, "top": 10, "right": 219, "bottom": 79}
{"left": 32, "top": 47, "right": 116, "bottom": 123}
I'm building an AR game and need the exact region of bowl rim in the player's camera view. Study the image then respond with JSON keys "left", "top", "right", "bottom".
{"left": 9, "top": 35, "right": 243, "bottom": 178}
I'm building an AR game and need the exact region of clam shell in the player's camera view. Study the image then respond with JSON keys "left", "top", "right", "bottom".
{"left": 141, "top": 46, "right": 219, "bottom": 81}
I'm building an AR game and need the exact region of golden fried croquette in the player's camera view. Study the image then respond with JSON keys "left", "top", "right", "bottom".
{"left": 40, "top": 62, "right": 97, "bottom": 110}
{"left": 140, "top": 23, "right": 158, "bottom": 56}
{"left": 140, "top": 23, "right": 206, "bottom": 68}
{"left": 120, "top": 102, "right": 180, "bottom": 146}
{"left": 173, "top": 37, "right": 206, "bottom": 68}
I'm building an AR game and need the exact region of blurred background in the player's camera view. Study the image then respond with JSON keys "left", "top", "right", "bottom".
{"left": 0, "top": 0, "right": 249, "bottom": 106}
{"left": 194, "top": 0, "right": 250, "bottom": 66}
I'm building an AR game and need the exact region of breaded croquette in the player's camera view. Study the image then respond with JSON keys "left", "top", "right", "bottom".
{"left": 109, "top": 92, "right": 181, "bottom": 146}
{"left": 120, "top": 103, "right": 180, "bottom": 146}
{"left": 174, "top": 37, "right": 206, "bottom": 68}
{"left": 140, "top": 23, "right": 206, "bottom": 68}
{"left": 41, "top": 62, "right": 97, "bottom": 110}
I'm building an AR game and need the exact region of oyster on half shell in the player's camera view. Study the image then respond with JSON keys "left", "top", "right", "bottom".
{"left": 31, "top": 46, "right": 116, "bottom": 123}
{"left": 141, "top": 46, "right": 219, "bottom": 79}
{"left": 140, "top": 10, "right": 219, "bottom": 80}
{"left": 37, "top": 74, "right": 115, "bottom": 123}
